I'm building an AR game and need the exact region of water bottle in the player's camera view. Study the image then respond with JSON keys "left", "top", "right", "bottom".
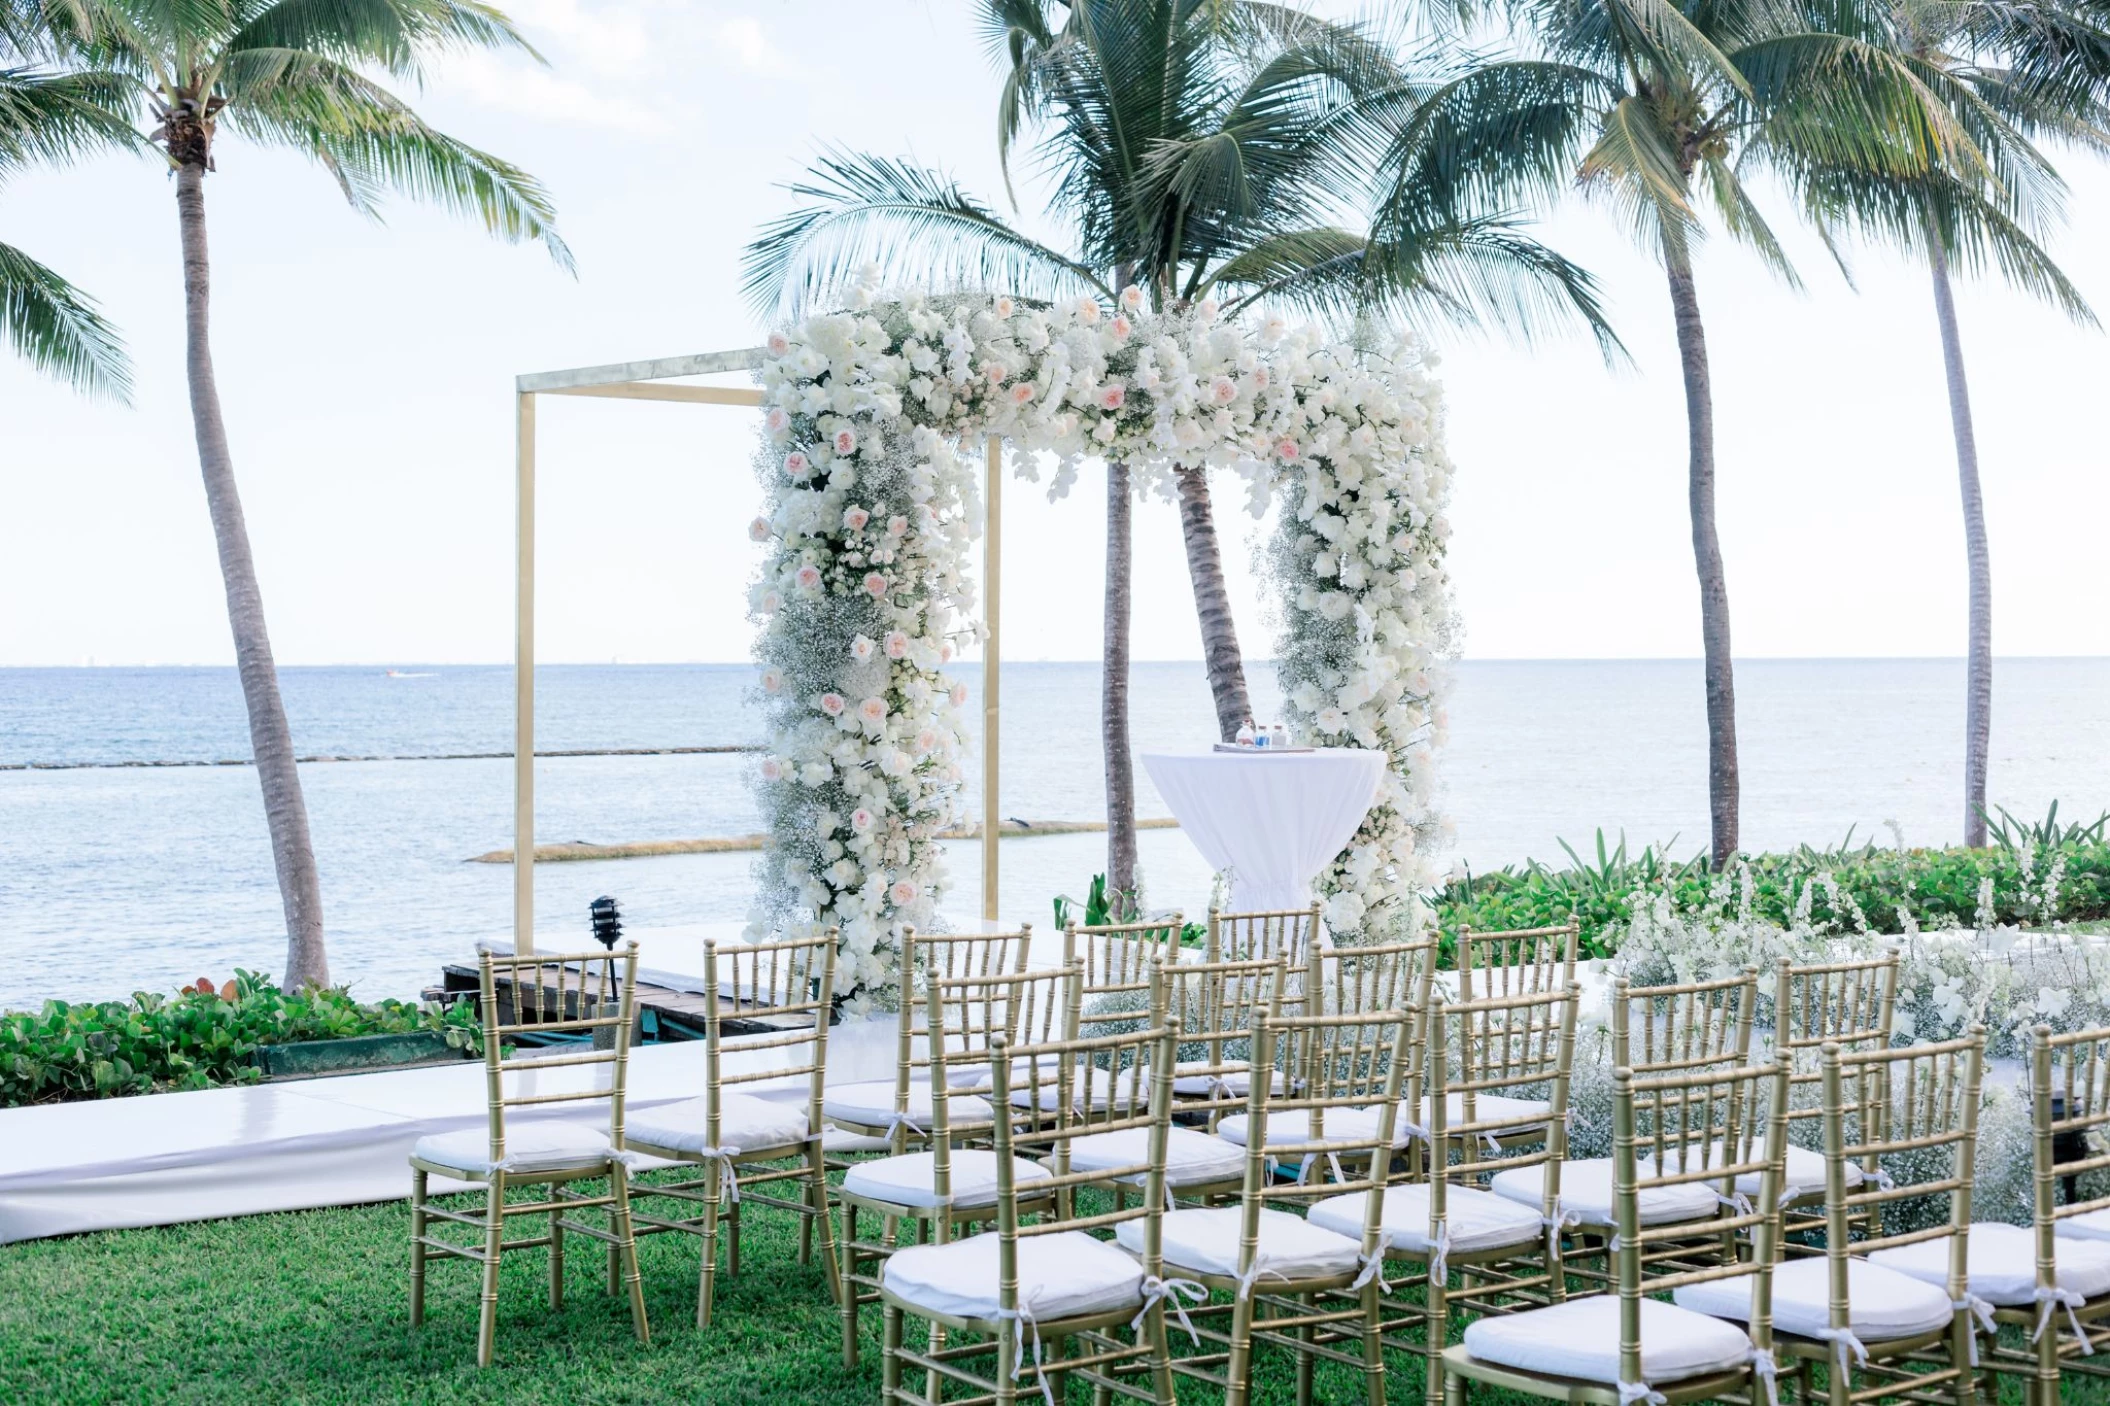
{"left": 1270, "top": 721, "right": 1289, "bottom": 749}
{"left": 1235, "top": 718, "right": 1255, "bottom": 747}
{"left": 1253, "top": 722, "right": 1270, "bottom": 749}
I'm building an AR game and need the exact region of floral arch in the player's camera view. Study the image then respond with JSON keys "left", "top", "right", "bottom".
{"left": 742, "top": 287, "right": 1457, "bottom": 1007}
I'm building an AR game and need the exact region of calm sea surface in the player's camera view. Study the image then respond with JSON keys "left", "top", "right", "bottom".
{"left": 2, "top": 659, "right": 2106, "bottom": 1009}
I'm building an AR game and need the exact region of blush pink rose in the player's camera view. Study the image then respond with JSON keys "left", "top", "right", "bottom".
{"left": 794, "top": 564, "right": 822, "bottom": 591}
{"left": 843, "top": 506, "right": 870, "bottom": 532}
{"left": 832, "top": 427, "right": 858, "bottom": 456}
{"left": 818, "top": 693, "right": 846, "bottom": 717}
{"left": 1098, "top": 384, "right": 1126, "bottom": 411}
{"left": 863, "top": 572, "right": 888, "bottom": 598}
{"left": 783, "top": 451, "right": 810, "bottom": 478}
{"left": 884, "top": 631, "right": 910, "bottom": 660}
{"left": 858, "top": 696, "right": 887, "bottom": 724}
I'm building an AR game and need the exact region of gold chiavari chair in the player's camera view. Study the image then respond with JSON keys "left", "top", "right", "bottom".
{"left": 1968, "top": 1024, "right": 2110, "bottom": 1404}
{"left": 1454, "top": 919, "right": 1580, "bottom": 1004}
{"left": 1774, "top": 952, "right": 1901, "bottom": 1241}
{"left": 1209, "top": 902, "right": 1324, "bottom": 998}
{"left": 1443, "top": 1053, "right": 1793, "bottom": 1406}
{"left": 408, "top": 943, "right": 648, "bottom": 1367}
{"left": 622, "top": 930, "right": 839, "bottom": 1327}
{"left": 1327, "top": 983, "right": 1578, "bottom": 1405}
{"left": 1167, "top": 1004, "right": 1418, "bottom": 1405}
{"left": 1158, "top": 954, "right": 1289, "bottom": 1134}
{"left": 1066, "top": 913, "right": 1181, "bottom": 1039}
{"left": 821, "top": 925, "right": 1032, "bottom": 1154}
{"left": 835, "top": 962, "right": 1075, "bottom": 1370}
{"left": 879, "top": 1019, "right": 1187, "bottom": 1406}
{"left": 1758, "top": 1030, "right": 1987, "bottom": 1406}
{"left": 1490, "top": 968, "right": 1760, "bottom": 1286}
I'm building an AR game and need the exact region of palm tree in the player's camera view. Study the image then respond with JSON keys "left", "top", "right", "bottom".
{"left": 1797, "top": 0, "right": 2110, "bottom": 846}
{"left": 746, "top": 1, "right": 1613, "bottom": 909}
{"left": 1, "top": 12, "right": 133, "bottom": 396}
{"left": 1376, "top": 0, "right": 1984, "bottom": 864}
{"left": 50, "top": 0, "right": 569, "bottom": 989}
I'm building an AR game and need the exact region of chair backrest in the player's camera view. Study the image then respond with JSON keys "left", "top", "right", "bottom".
{"left": 1065, "top": 914, "right": 1180, "bottom": 1037}
{"left": 921, "top": 965, "right": 1082, "bottom": 1197}
{"left": 1231, "top": 1004, "right": 1415, "bottom": 1284}
{"left": 1609, "top": 1057, "right": 1792, "bottom": 1394}
{"left": 1776, "top": 952, "right": 1900, "bottom": 1148}
{"left": 2031, "top": 1023, "right": 2110, "bottom": 1301}
{"left": 1820, "top": 1029, "right": 1986, "bottom": 1302}
{"left": 1208, "top": 903, "right": 1322, "bottom": 976}
{"left": 1455, "top": 919, "right": 1579, "bottom": 1004}
{"left": 1425, "top": 983, "right": 1580, "bottom": 1182}
{"left": 1151, "top": 955, "right": 1287, "bottom": 1125}
{"left": 1317, "top": 935, "right": 1437, "bottom": 1021}
{"left": 701, "top": 930, "right": 835, "bottom": 1150}
{"left": 475, "top": 943, "right": 640, "bottom": 1168}
{"left": 988, "top": 1019, "right": 1180, "bottom": 1308}
{"left": 888, "top": 925, "right": 1034, "bottom": 1105}
{"left": 1610, "top": 967, "right": 1759, "bottom": 1078}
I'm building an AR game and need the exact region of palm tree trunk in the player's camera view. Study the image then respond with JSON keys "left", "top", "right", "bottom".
{"left": 1663, "top": 245, "right": 1739, "bottom": 866}
{"left": 176, "top": 160, "right": 329, "bottom": 990}
{"left": 1174, "top": 468, "right": 1252, "bottom": 741}
{"left": 1104, "top": 459, "right": 1138, "bottom": 914}
{"left": 1928, "top": 239, "right": 1992, "bottom": 847}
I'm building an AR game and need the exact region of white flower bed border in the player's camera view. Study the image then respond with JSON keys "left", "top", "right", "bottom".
{"left": 744, "top": 286, "right": 1456, "bottom": 1006}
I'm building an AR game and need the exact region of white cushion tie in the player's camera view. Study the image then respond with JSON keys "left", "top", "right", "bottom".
{"left": 993, "top": 1301, "right": 1055, "bottom": 1406}
{"left": 1955, "top": 1294, "right": 1997, "bottom": 1365}
{"left": 1872, "top": 1168, "right": 1896, "bottom": 1192}
{"left": 1816, "top": 1325, "right": 1870, "bottom": 1372}
{"left": 1134, "top": 1275, "right": 1206, "bottom": 1345}
{"left": 884, "top": 1111, "right": 926, "bottom": 1140}
{"left": 1427, "top": 1221, "right": 1452, "bottom": 1286}
{"left": 2033, "top": 1285, "right": 2093, "bottom": 1352}
{"left": 1714, "top": 1190, "right": 1754, "bottom": 1218}
{"left": 691, "top": 1145, "right": 743, "bottom": 1202}
{"left": 1545, "top": 1207, "right": 1581, "bottom": 1233}
{"left": 1616, "top": 1380, "right": 1666, "bottom": 1406}
{"left": 1397, "top": 1120, "right": 1430, "bottom": 1142}
{"left": 1749, "top": 1347, "right": 1780, "bottom": 1406}
{"left": 1236, "top": 1261, "right": 1291, "bottom": 1300}
{"left": 1350, "top": 1230, "right": 1395, "bottom": 1293}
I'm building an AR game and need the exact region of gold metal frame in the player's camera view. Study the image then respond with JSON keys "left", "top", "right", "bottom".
{"left": 510, "top": 351, "right": 1010, "bottom": 951}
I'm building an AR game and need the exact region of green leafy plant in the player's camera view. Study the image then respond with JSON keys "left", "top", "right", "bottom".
{"left": 0, "top": 975, "right": 480, "bottom": 1107}
{"left": 1053, "top": 874, "right": 1115, "bottom": 931}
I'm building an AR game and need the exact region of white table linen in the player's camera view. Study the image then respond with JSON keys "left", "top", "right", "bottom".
{"left": 1140, "top": 747, "right": 1386, "bottom": 914}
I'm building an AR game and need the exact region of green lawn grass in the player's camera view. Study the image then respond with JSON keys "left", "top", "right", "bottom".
{"left": 0, "top": 1178, "right": 2094, "bottom": 1405}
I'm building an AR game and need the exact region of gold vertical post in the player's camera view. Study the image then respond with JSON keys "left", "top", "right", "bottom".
{"left": 982, "top": 436, "right": 1002, "bottom": 922}
{"left": 514, "top": 391, "right": 537, "bottom": 955}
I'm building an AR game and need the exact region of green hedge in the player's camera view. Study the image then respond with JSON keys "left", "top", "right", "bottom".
{"left": 0, "top": 972, "right": 480, "bottom": 1107}
{"left": 1436, "top": 827, "right": 2110, "bottom": 961}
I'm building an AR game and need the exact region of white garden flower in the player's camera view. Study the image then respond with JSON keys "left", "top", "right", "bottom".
{"left": 858, "top": 697, "right": 887, "bottom": 725}
{"left": 748, "top": 517, "right": 773, "bottom": 542}
{"left": 760, "top": 667, "right": 784, "bottom": 694}
{"left": 850, "top": 635, "right": 875, "bottom": 663}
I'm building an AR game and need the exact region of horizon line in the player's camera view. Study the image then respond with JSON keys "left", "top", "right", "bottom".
{"left": 5, "top": 654, "right": 2109, "bottom": 670}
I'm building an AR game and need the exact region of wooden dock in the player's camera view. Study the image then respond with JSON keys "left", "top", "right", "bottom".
{"left": 426, "top": 961, "right": 810, "bottom": 1041}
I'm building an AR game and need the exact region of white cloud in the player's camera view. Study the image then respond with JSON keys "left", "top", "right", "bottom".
{"left": 439, "top": 52, "right": 672, "bottom": 135}
{"left": 715, "top": 17, "right": 786, "bottom": 73}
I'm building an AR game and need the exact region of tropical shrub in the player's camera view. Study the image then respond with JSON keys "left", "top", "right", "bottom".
{"left": 0, "top": 973, "right": 480, "bottom": 1107}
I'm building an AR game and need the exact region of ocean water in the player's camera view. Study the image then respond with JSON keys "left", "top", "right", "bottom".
{"left": 2, "top": 659, "right": 2107, "bottom": 1009}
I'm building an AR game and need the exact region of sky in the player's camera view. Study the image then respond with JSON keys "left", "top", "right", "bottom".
{"left": 3, "top": 0, "right": 2108, "bottom": 668}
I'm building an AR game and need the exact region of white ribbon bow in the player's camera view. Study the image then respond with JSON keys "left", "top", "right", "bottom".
{"left": 1954, "top": 1294, "right": 1997, "bottom": 1365}
{"left": 1396, "top": 1120, "right": 1432, "bottom": 1143}
{"left": 1816, "top": 1325, "right": 1870, "bottom": 1373}
{"left": 882, "top": 1110, "right": 926, "bottom": 1143}
{"left": 1749, "top": 1347, "right": 1781, "bottom": 1406}
{"left": 1133, "top": 1275, "right": 1206, "bottom": 1345}
{"left": 1350, "top": 1230, "right": 1395, "bottom": 1293}
{"left": 2034, "top": 1285, "right": 2094, "bottom": 1353}
{"left": 1615, "top": 1379, "right": 1667, "bottom": 1406}
{"left": 1714, "top": 1190, "right": 1754, "bottom": 1218}
{"left": 1871, "top": 1168, "right": 1897, "bottom": 1192}
{"left": 993, "top": 1301, "right": 1055, "bottom": 1406}
{"left": 1235, "top": 1261, "right": 1291, "bottom": 1301}
{"left": 1426, "top": 1222, "right": 1453, "bottom": 1288}
{"left": 692, "top": 1145, "right": 743, "bottom": 1203}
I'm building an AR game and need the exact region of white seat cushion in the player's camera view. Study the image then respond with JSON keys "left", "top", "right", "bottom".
{"left": 1490, "top": 1159, "right": 1720, "bottom": 1228}
{"left": 1306, "top": 1184, "right": 1545, "bottom": 1259}
{"left": 823, "top": 1079, "right": 993, "bottom": 1131}
{"left": 1673, "top": 1257, "right": 1956, "bottom": 1341}
{"left": 2060, "top": 1208, "right": 2110, "bottom": 1243}
{"left": 1418, "top": 1092, "right": 1553, "bottom": 1131}
{"left": 1642, "top": 1140, "right": 1855, "bottom": 1201}
{"left": 884, "top": 1229, "right": 1144, "bottom": 1322}
{"left": 1216, "top": 1105, "right": 1409, "bottom": 1151}
{"left": 1461, "top": 1295, "right": 1754, "bottom": 1386}
{"left": 1868, "top": 1222, "right": 2110, "bottom": 1307}
{"left": 841, "top": 1150, "right": 1053, "bottom": 1210}
{"left": 1065, "top": 1126, "right": 1246, "bottom": 1188}
{"left": 1009, "top": 1065, "right": 1154, "bottom": 1113}
{"left": 412, "top": 1120, "right": 611, "bottom": 1176}
{"left": 1117, "top": 1205, "right": 1360, "bottom": 1282}
{"left": 1173, "top": 1060, "right": 1284, "bottom": 1097}
{"left": 625, "top": 1091, "right": 811, "bottom": 1156}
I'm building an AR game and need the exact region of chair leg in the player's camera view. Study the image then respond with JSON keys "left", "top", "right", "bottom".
{"left": 1361, "top": 1279, "right": 1388, "bottom": 1406}
{"left": 409, "top": 1169, "right": 429, "bottom": 1328}
{"left": 697, "top": 1160, "right": 723, "bottom": 1330}
{"left": 727, "top": 1195, "right": 742, "bottom": 1278}
{"left": 1425, "top": 1271, "right": 1448, "bottom": 1406}
{"left": 997, "top": 1307, "right": 1019, "bottom": 1406}
{"left": 809, "top": 1144, "right": 844, "bottom": 1306}
{"left": 882, "top": 1302, "right": 904, "bottom": 1404}
{"left": 841, "top": 1198, "right": 862, "bottom": 1368}
{"left": 1953, "top": 1314, "right": 1978, "bottom": 1406}
{"left": 1444, "top": 1370, "right": 1464, "bottom": 1406}
{"left": 1225, "top": 1283, "right": 1256, "bottom": 1406}
{"left": 548, "top": 1190, "right": 565, "bottom": 1311}
{"left": 1296, "top": 1290, "right": 1317, "bottom": 1406}
{"left": 477, "top": 1174, "right": 505, "bottom": 1368}
{"left": 1145, "top": 1296, "right": 1175, "bottom": 1406}
{"left": 925, "top": 1312, "right": 948, "bottom": 1406}
{"left": 610, "top": 1165, "right": 651, "bottom": 1346}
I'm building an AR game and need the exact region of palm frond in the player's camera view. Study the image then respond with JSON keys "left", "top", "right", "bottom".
{"left": 225, "top": 0, "right": 540, "bottom": 83}
{"left": 0, "top": 237, "right": 131, "bottom": 398}
{"left": 740, "top": 148, "right": 1109, "bottom": 321}
{"left": 0, "top": 63, "right": 140, "bottom": 173}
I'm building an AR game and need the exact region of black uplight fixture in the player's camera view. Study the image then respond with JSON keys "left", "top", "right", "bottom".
{"left": 589, "top": 895, "right": 623, "bottom": 951}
